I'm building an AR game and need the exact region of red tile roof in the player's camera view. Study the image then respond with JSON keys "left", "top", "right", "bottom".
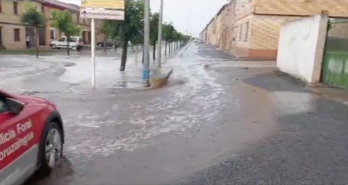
{"left": 35, "top": 0, "right": 80, "bottom": 12}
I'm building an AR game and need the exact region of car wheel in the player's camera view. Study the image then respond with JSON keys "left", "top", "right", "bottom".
{"left": 71, "top": 46, "right": 76, "bottom": 50}
{"left": 37, "top": 122, "right": 63, "bottom": 176}
{"left": 51, "top": 45, "right": 57, "bottom": 49}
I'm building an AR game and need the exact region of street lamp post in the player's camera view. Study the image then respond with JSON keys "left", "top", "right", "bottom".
{"left": 143, "top": 0, "right": 150, "bottom": 86}
{"left": 156, "top": 0, "right": 163, "bottom": 68}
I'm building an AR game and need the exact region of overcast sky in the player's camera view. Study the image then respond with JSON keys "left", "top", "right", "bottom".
{"left": 60, "top": 0, "right": 227, "bottom": 37}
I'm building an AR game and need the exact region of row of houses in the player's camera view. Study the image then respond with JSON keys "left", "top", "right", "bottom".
{"left": 200, "top": 0, "right": 348, "bottom": 60}
{"left": 0, "top": 0, "right": 105, "bottom": 50}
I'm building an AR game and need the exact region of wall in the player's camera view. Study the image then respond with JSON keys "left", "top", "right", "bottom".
{"left": 220, "top": 6, "right": 228, "bottom": 49}
{"left": 235, "top": 15, "right": 302, "bottom": 59}
{"left": 277, "top": 14, "right": 328, "bottom": 83}
{"left": 0, "top": 1, "right": 43, "bottom": 49}
{"left": 220, "top": 2, "right": 236, "bottom": 53}
{"left": 206, "top": 18, "right": 217, "bottom": 45}
{"left": 253, "top": 0, "right": 348, "bottom": 17}
{"left": 215, "top": 13, "right": 222, "bottom": 47}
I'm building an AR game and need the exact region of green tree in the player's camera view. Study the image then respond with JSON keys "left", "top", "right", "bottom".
{"left": 115, "top": 0, "right": 145, "bottom": 71}
{"left": 21, "top": 3, "right": 46, "bottom": 58}
{"left": 100, "top": 21, "right": 110, "bottom": 52}
{"left": 150, "top": 12, "right": 159, "bottom": 60}
{"left": 100, "top": 20, "right": 120, "bottom": 51}
{"left": 162, "top": 22, "right": 175, "bottom": 55}
{"left": 50, "top": 10, "right": 80, "bottom": 56}
{"left": 103, "top": 20, "right": 121, "bottom": 51}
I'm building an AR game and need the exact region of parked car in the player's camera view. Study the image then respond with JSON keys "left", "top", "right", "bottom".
{"left": 50, "top": 36, "right": 83, "bottom": 50}
{"left": 0, "top": 89, "right": 64, "bottom": 185}
{"left": 194, "top": 39, "right": 203, "bottom": 43}
{"left": 97, "top": 41, "right": 120, "bottom": 48}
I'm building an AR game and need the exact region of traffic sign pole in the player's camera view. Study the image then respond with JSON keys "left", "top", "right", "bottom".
{"left": 91, "top": 18, "right": 96, "bottom": 87}
{"left": 80, "top": 0, "right": 125, "bottom": 87}
{"left": 143, "top": 0, "right": 150, "bottom": 86}
{"left": 156, "top": 0, "right": 163, "bottom": 68}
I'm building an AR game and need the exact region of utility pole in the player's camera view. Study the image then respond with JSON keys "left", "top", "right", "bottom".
{"left": 91, "top": 18, "right": 96, "bottom": 87}
{"left": 156, "top": 0, "right": 163, "bottom": 68}
{"left": 143, "top": 0, "right": 150, "bottom": 86}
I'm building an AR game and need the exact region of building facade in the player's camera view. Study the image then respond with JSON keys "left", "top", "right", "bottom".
{"left": 0, "top": 0, "right": 104, "bottom": 50}
{"left": 202, "top": 0, "right": 348, "bottom": 60}
{"left": 220, "top": 2, "right": 236, "bottom": 53}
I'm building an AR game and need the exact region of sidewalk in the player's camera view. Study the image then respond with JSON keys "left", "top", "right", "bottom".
{"left": 310, "top": 85, "right": 348, "bottom": 106}
{"left": 60, "top": 44, "right": 186, "bottom": 91}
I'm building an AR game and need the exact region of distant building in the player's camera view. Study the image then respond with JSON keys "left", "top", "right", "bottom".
{"left": 201, "top": 0, "right": 348, "bottom": 60}
{"left": 0, "top": 0, "right": 105, "bottom": 50}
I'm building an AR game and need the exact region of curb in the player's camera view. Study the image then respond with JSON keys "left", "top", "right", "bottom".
{"left": 309, "top": 87, "right": 348, "bottom": 106}
{"left": 150, "top": 68, "right": 173, "bottom": 88}
{"left": 277, "top": 70, "right": 348, "bottom": 106}
{"left": 179, "top": 42, "right": 191, "bottom": 58}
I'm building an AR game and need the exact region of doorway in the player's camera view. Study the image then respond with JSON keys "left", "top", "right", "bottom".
{"left": 25, "top": 27, "right": 35, "bottom": 47}
{"left": 38, "top": 28, "right": 46, "bottom": 46}
{"left": 88, "top": 31, "right": 91, "bottom": 44}
{"left": 0, "top": 27, "right": 2, "bottom": 45}
{"left": 82, "top": 31, "right": 87, "bottom": 44}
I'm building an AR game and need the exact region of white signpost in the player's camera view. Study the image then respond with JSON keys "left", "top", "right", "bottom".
{"left": 80, "top": 0, "right": 125, "bottom": 87}
{"left": 80, "top": 9, "right": 124, "bottom": 20}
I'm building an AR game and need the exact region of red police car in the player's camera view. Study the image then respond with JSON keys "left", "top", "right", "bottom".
{"left": 0, "top": 89, "right": 64, "bottom": 185}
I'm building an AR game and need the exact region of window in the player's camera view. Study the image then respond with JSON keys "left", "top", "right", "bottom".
{"left": 50, "top": 28, "right": 55, "bottom": 39}
{"left": 0, "top": 99, "right": 6, "bottom": 113}
{"left": 69, "top": 38, "right": 76, "bottom": 42}
{"left": 13, "top": 2, "right": 18, "bottom": 15}
{"left": 0, "top": 93, "right": 7, "bottom": 113}
{"left": 72, "top": 13, "right": 77, "bottom": 23}
{"left": 238, "top": 26, "right": 242, "bottom": 41}
{"left": 58, "top": 37, "right": 65, "bottom": 42}
{"left": 77, "top": 14, "right": 80, "bottom": 24}
{"left": 239, "top": 26, "right": 243, "bottom": 40}
{"left": 41, "top": 6, "right": 45, "bottom": 13}
{"left": 14, "top": 28, "right": 20, "bottom": 42}
{"left": 244, "top": 22, "right": 249, "bottom": 41}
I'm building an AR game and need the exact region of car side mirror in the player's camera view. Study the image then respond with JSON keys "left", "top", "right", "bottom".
{"left": 6, "top": 98, "right": 24, "bottom": 114}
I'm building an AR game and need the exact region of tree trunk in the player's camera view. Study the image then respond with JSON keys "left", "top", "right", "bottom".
{"left": 164, "top": 41, "right": 167, "bottom": 56}
{"left": 152, "top": 41, "right": 156, "bottom": 60}
{"left": 67, "top": 35, "right": 70, "bottom": 56}
{"left": 35, "top": 28, "right": 39, "bottom": 58}
{"left": 104, "top": 37, "right": 107, "bottom": 52}
{"left": 135, "top": 45, "right": 138, "bottom": 64}
{"left": 120, "top": 38, "right": 128, "bottom": 71}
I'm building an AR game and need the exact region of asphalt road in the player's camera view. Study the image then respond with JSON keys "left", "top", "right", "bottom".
{"left": 1, "top": 42, "right": 348, "bottom": 185}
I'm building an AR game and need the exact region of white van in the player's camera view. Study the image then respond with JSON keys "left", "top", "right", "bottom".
{"left": 50, "top": 36, "right": 83, "bottom": 50}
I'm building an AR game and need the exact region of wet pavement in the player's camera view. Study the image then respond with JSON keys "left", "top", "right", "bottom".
{"left": 2, "top": 42, "right": 348, "bottom": 184}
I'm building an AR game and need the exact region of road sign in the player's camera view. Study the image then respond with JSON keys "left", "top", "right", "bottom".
{"left": 80, "top": 9, "right": 124, "bottom": 20}
{"left": 81, "top": 0, "right": 124, "bottom": 9}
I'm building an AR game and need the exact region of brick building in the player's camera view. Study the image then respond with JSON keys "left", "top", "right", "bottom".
{"left": 201, "top": 0, "right": 348, "bottom": 60}
{"left": 0, "top": 0, "right": 104, "bottom": 50}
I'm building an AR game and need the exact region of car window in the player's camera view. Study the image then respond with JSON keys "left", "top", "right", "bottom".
{"left": 58, "top": 38, "right": 65, "bottom": 42}
{"left": 69, "top": 38, "right": 76, "bottom": 42}
{"left": 0, "top": 99, "right": 7, "bottom": 114}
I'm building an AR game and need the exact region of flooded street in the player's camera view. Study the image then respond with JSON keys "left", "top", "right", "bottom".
{"left": 2, "top": 43, "right": 348, "bottom": 184}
